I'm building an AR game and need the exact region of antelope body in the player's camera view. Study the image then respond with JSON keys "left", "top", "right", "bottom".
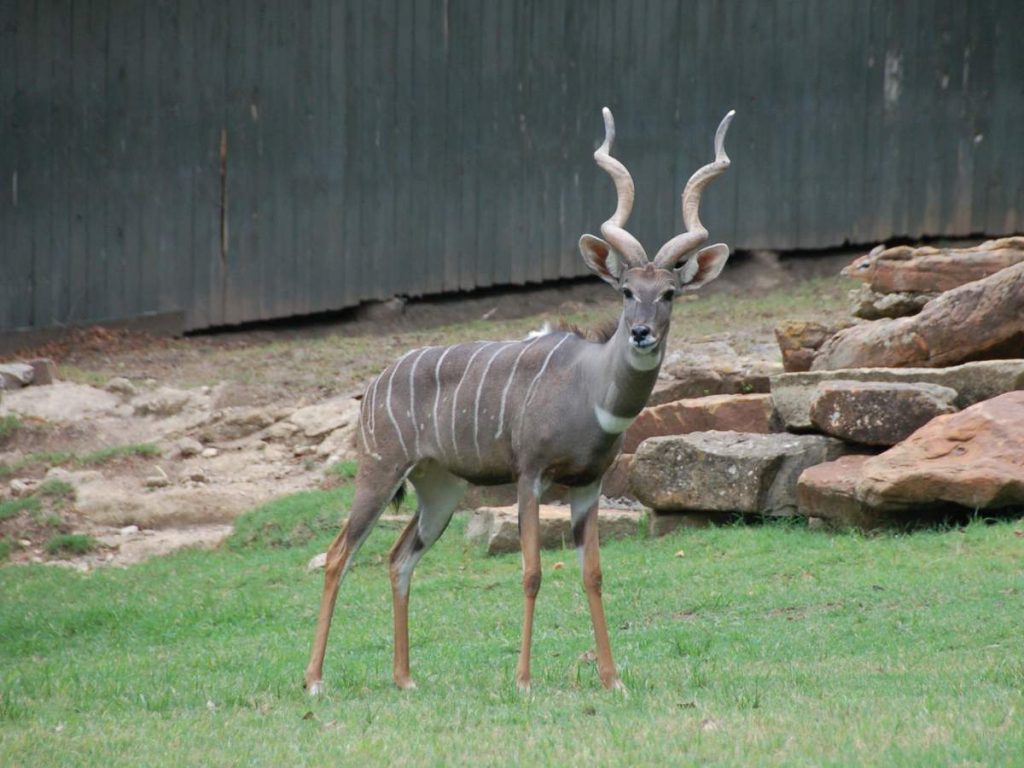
{"left": 305, "top": 107, "right": 735, "bottom": 695}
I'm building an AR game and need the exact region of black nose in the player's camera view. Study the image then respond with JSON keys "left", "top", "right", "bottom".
{"left": 631, "top": 325, "right": 651, "bottom": 342}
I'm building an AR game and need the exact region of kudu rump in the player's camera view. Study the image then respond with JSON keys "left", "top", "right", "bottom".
{"left": 305, "top": 107, "right": 735, "bottom": 695}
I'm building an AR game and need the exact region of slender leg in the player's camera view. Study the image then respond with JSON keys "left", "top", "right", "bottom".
{"left": 570, "top": 482, "right": 624, "bottom": 691}
{"left": 515, "top": 474, "right": 544, "bottom": 692}
{"left": 304, "top": 470, "right": 401, "bottom": 695}
{"left": 388, "top": 464, "right": 465, "bottom": 690}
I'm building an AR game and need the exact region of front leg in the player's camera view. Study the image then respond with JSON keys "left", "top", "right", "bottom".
{"left": 515, "top": 474, "right": 544, "bottom": 693}
{"left": 570, "top": 482, "right": 625, "bottom": 691}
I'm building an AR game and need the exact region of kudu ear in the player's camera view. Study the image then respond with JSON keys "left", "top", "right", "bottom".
{"left": 579, "top": 234, "right": 625, "bottom": 287}
{"left": 676, "top": 243, "right": 730, "bottom": 290}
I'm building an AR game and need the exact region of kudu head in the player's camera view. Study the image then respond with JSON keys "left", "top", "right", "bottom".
{"left": 579, "top": 107, "right": 735, "bottom": 356}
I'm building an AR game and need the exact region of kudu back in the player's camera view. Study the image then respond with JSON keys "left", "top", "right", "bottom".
{"left": 305, "top": 107, "right": 735, "bottom": 695}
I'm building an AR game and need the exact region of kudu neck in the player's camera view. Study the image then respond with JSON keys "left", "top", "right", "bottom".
{"left": 587, "top": 317, "right": 664, "bottom": 418}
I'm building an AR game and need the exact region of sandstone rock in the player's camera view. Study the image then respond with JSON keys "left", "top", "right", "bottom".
{"left": 812, "top": 260, "right": 1024, "bottom": 370}
{"left": 771, "top": 359, "right": 1024, "bottom": 431}
{"left": 287, "top": 396, "right": 361, "bottom": 439}
{"left": 200, "top": 407, "right": 276, "bottom": 442}
{"left": 848, "top": 285, "right": 936, "bottom": 320}
{"left": 857, "top": 391, "right": 1024, "bottom": 511}
{"left": 841, "top": 237, "right": 1024, "bottom": 294}
{"left": 263, "top": 421, "right": 300, "bottom": 441}
{"left": 0, "top": 363, "right": 34, "bottom": 389}
{"left": 315, "top": 422, "right": 359, "bottom": 461}
{"left": 809, "top": 380, "right": 958, "bottom": 446}
{"left": 133, "top": 387, "right": 196, "bottom": 417}
{"left": 175, "top": 436, "right": 204, "bottom": 457}
{"left": 105, "top": 377, "right": 138, "bottom": 396}
{"left": 774, "top": 320, "right": 854, "bottom": 373}
{"left": 629, "top": 431, "right": 854, "bottom": 516}
{"left": 601, "top": 453, "right": 634, "bottom": 499}
{"left": 465, "top": 505, "right": 640, "bottom": 555}
{"left": 26, "top": 358, "right": 57, "bottom": 385}
{"left": 9, "top": 478, "right": 39, "bottom": 496}
{"left": 1, "top": 382, "right": 126, "bottom": 423}
{"left": 201, "top": 447, "right": 219, "bottom": 459}
{"left": 661, "top": 367, "right": 773, "bottom": 400}
{"left": 797, "top": 455, "right": 882, "bottom": 529}
{"left": 622, "top": 394, "right": 774, "bottom": 453}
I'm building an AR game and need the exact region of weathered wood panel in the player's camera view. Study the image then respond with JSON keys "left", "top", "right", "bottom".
{"left": 1, "top": 0, "right": 1022, "bottom": 334}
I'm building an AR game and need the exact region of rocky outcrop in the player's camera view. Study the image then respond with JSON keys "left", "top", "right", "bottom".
{"left": 465, "top": 505, "right": 640, "bottom": 555}
{"left": 770, "top": 359, "right": 1024, "bottom": 432}
{"left": 798, "top": 392, "right": 1024, "bottom": 526}
{"left": 808, "top": 380, "right": 958, "bottom": 446}
{"left": 622, "top": 394, "right": 774, "bottom": 453}
{"left": 848, "top": 285, "right": 936, "bottom": 320}
{"left": 774, "top": 320, "right": 854, "bottom": 372}
{"left": 629, "top": 431, "right": 855, "bottom": 516}
{"left": 840, "top": 237, "right": 1024, "bottom": 294}
{"left": 857, "top": 391, "right": 1024, "bottom": 511}
{"left": 811, "top": 260, "right": 1024, "bottom": 370}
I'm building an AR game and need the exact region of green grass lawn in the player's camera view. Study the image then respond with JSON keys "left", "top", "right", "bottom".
{"left": 1, "top": 489, "right": 1022, "bottom": 766}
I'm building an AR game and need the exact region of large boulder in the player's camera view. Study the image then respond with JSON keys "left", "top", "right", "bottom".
{"left": 659, "top": 367, "right": 773, "bottom": 401}
{"left": 465, "top": 505, "right": 640, "bottom": 555}
{"left": 629, "top": 431, "right": 855, "bottom": 516}
{"left": 857, "top": 391, "right": 1024, "bottom": 511}
{"left": 622, "top": 394, "right": 774, "bottom": 453}
{"left": 848, "top": 285, "right": 936, "bottom": 320}
{"left": 841, "top": 237, "right": 1024, "bottom": 293}
{"left": 798, "top": 392, "right": 1024, "bottom": 527}
{"left": 770, "top": 359, "right": 1024, "bottom": 432}
{"left": 808, "top": 380, "right": 958, "bottom": 446}
{"left": 774, "top": 320, "right": 854, "bottom": 372}
{"left": 812, "top": 260, "right": 1024, "bottom": 370}
{"left": 287, "top": 396, "right": 361, "bottom": 439}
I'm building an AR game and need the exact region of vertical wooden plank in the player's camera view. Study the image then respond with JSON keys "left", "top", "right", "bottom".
{"left": 30, "top": 0, "right": 56, "bottom": 328}
{"left": 9, "top": 0, "right": 35, "bottom": 329}
{"left": 390, "top": 0, "right": 413, "bottom": 296}
{"left": 0, "top": 0, "right": 16, "bottom": 330}
{"left": 47, "top": 3, "right": 73, "bottom": 327}
{"left": 103, "top": 0, "right": 127, "bottom": 322}
{"left": 341, "top": 0, "right": 364, "bottom": 303}
{"left": 965, "top": 0, "right": 995, "bottom": 236}
{"left": 457, "top": 1, "right": 482, "bottom": 290}
{"left": 325, "top": 0, "right": 347, "bottom": 308}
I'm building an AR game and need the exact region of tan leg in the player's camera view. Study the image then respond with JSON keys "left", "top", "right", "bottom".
{"left": 515, "top": 476, "right": 543, "bottom": 692}
{"left": 389, "top": 517, "right": 420, "bottom": 690}
{"left": 387, "top": 464, "right": 465, "bottom": 691}
{"left": 570, "top": 483, "right": 624, "bottom": 692}
{"left": 304, "top": 473, "right": 398, "bottom": 695}
{"left": 304, "top": 525, "right": 352, "bottom": 694}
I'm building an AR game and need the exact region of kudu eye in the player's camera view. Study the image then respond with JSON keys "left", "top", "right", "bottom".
{"left": 622, "top": 287, "right": 635, "bottom": 300}
{"left": 660, "top": 289, "right": 676, "bottom": 302}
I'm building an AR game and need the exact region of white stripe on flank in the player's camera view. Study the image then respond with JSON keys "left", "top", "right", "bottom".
{"left": 494, "top": 335, "right": 546, "bottom": 438}
{"left": 520, "top": 334, "right": 571, "bottom": 414}
{"left": 593, "top": 404, "right": 636, "bottom": 434}
{"left": 368, "top": 371, "right": 383, "bottom": 438}
{"left": 450, "top": 342, "right": 497, "bottom": 460}
{"left": 472, "top": 343, "right": 513, "bottom": 462}
{"left": 358, "top": 387, "right": 372, "bottom": 453}
{"left": 407, "top": 347, "right": 431, "bottom": 457}
{"left": 385, "top": 349, "right": 419, "bottom": 458}
{"left": 431, "top": 345, "right": 457, "bottom": 455}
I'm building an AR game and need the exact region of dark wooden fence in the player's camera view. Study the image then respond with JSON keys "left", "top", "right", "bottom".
{"left": 2, "top": 0, "right": 1022, "bottom": 334}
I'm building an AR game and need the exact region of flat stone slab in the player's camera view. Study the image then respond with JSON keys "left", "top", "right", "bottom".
{"left": 629, "top": 431, "right": 857, "bottom": 516}
{"left": 809, "top": 380, "right": 958, "bottom": 446}
{"left": 465, "top": 504, "right": 641, "bottom": 555}
{"left": 623, "top": 393, "right": 774, "bottom": 453}
{"left": 770, "top": 359, "right": 1024, "bottom": 431}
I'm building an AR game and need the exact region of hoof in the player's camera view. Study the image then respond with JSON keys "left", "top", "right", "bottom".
{"left": 306, "top": 680, "right": 324, "bottom": 697}
{"left": 515, "top": 678, "right": 532, "bottom": 695}
{"left": 607, "top": 678, "right": 628, "bottom": 697}
{"left": 394, "top": 677, "right": 417, "bottom": 691}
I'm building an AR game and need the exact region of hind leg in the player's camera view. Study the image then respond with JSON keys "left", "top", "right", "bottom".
{"left": 304, "top": 460, "right": 407, "bottom": 695}
{"left": 389, "top": 463, "right": 466, "bottom": 689}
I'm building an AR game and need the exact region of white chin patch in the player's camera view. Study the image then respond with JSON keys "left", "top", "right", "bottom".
{"left": 594, "top": 405, "right": 636, "bottom": 434}
{"left": 627, "top": 345, "right": 662, "bottom": 371}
